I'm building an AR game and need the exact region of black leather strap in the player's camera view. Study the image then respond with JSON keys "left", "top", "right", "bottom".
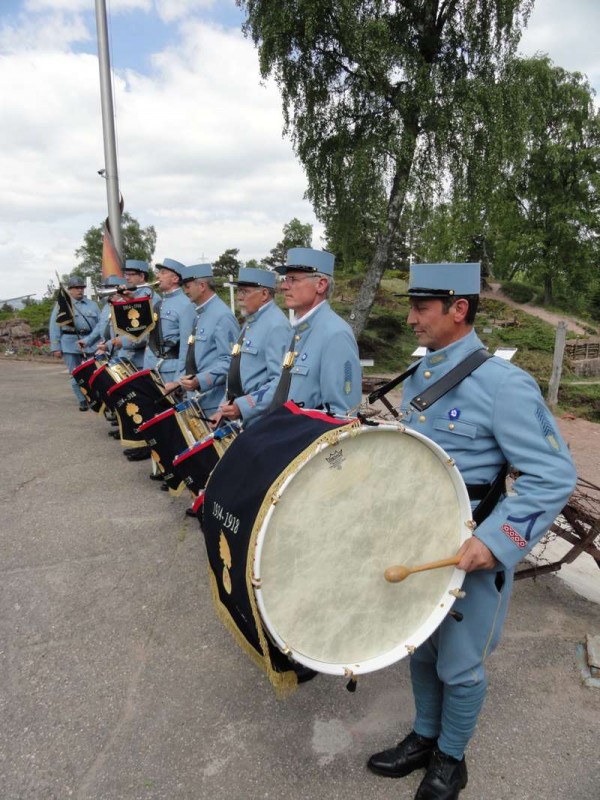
{"left": 409, "top": 349, "right": 492, "bottom": 411}
{"left": 226, "top": 328, "right": 247, "bottom": 401}
{"left": 185, "top": 311, "right": 200, "bottom": 376}
{"left": 268, "top": 331, "right": 298, "bottom": 411}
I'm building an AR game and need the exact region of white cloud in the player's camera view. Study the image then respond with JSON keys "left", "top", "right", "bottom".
{"left": 0, "top": 12, "right": 321, "bottom": 300}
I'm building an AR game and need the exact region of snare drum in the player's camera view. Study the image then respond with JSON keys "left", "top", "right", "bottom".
{"left": 202, "top": 402, "right": 472, "bottom": 691}
{"left": 137, "top": 406, "right": 198, "bottom": 494}
{"left": 72, "top": 357, "right": 107, "bottom": 413}
{"left": 106, "top": 368, "right": 173, "bottom": 448}
{"left": 173, "top": 422, "right": 238, "bottom": 495}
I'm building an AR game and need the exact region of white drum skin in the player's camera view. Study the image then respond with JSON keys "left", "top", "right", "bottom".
{"left": 253, "top": 424, "right": 473, "bottom": 676}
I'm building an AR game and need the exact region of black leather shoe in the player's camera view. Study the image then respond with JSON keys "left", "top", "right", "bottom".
{"left": 124, "top": 447, "right": 151, "bottom": 461}
{"left": 367, "top": 731, "right": 436, "bottom": 778}
{"left": 160, "top": 483, "right": 169, "bottom": 491}
{"left": 111, "top": 420, "right": 119, "bottom": 427}
{"left": 108, "top": 430, "right": 120, "bottom": 439}
{"left": 149, "top": 472, "right": 165, "bottom": 482}
{"left": 185, "top": 507, "right": 197, "bottom": 517}
{"left": 414, "top": 750, "right": 467, "bottom": 799}
{"left": 79, "top": 402, "right": 89, "bottom": 412}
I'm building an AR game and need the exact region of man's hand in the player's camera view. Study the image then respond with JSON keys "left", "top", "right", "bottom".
{"left": 456, "top": 537, "right": 497, "bottom": 573}
{"left": 96, "top": 342, "right": 108, "bottom": 353}
{"left": 76, "top": 339, "right": 86, "bottom": 351}
{"left": 179, "top": 375, "right": 199, "bottom": 392}
{"left": 111, "top": 336, "right": 123, "bottom": 348}
{"left": 219, "top": 401, "right": 241, "bottom": 421}
{"left": 163, "top": 381, "right": 179, "bottom": 394}
{"left": 52, "top": 350, "right": 62, "bottom": 359}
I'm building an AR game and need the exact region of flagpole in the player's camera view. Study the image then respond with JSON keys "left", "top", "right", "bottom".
{"left": 95, "top": 0, "right": 123, "bottom": 261}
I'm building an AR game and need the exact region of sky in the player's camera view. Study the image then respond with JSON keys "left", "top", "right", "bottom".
{"left": 1, "top": 0, "right": 599, "bottom": 302}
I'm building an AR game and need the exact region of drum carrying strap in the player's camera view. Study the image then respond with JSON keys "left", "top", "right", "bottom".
{"left": 226, "top": 327, "right": 247, "bottom": 401}
{"left": 409, "top": 348, "right": 493, "bottom": 411}
{"left": 185, "top": 309, "right": 201, "bottom": 376}
{"left": 268, "top": 330, "right": 299, "bottom": 411}
{"left": 147, "top": 299, "right": 164, "bottom": 357}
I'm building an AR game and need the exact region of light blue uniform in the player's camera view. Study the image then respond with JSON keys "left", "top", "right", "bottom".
{"left": 179, "top": 294, "right": 240, "bottom": 415}
{"left": 233, "top": 300, "right": 291, "bottom": 425}
{"left": 143, "top": 288, "right": 196, "bottom": 383}
{"left": 49, "top": 297, "right": 101, "bottom": 404}
{"left": 399, "top": 328, "right": 577, "bottom": 758}
{"left": 119, "top": 287, "right": 160, "bottom": 370}
{"left": 79, "top": 301, "right": 114, "bottom": 356}
{"left": 287, "top": 301, "right": 362, "bottom": 417}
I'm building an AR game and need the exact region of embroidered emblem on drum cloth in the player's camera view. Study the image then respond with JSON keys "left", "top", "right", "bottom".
{"left": 534, "top": 406, "right": 561, "bottom": 451}
{"left": 325, "top": 449, "right": 345, "bottom": 470}
{"left": 125, "top": 402, "right": 143, "bottom": 425}
{"left": 219, "top": 531, "right": 233, "bottom": 595}
{"left": 448, "top": 408, "right": 460, "bottom": 420}
{"left": 501, "top": 523, "right": 526, "bottom": 549}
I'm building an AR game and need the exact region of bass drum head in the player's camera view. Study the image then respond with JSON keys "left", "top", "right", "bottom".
{"left": 254, "top": 425, "right": 472, "bottom": 676}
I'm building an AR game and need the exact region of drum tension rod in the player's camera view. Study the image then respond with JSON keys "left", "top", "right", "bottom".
{"left": 449, "top": 610, "right": 464, "bottom": 622}
{"left": 344, "top": 668, "right": 357, "bottom": 693}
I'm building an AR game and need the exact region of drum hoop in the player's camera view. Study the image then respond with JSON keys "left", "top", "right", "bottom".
{"left": 239, "top": 420, "right": 360, "bottom": 680}
{"left": 253, "top": 423, "right": 473, "bottom": 676}
{"left": 137, "top": 407, "right": 176, "bottom": 431}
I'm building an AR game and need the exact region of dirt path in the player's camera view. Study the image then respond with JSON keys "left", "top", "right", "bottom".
{"left": 481, "top": 283, "right": 594, "bottom": 336}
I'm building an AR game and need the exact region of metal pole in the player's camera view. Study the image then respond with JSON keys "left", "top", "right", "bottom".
{"left": 95, "top": 0, "right": 123, "bottom": 260}
{"left": 547, "top": 320, "right": 568, "bottom": 408}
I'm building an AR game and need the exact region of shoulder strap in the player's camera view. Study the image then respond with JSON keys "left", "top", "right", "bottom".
{"left": 410, "top": 349, "right": 492, "bottom": 412}
{"left": 226, "top": 327, "right": 247, "bottom": 401}
{"left": 366, "top": 361, "right": 421, "bottom": 405}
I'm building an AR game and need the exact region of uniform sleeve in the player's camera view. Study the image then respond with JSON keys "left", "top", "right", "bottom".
{"left": 80, "top": 307, "right": 107, "bottom": 350}
{"left": 474, "top": 369, "right": 577, "bottom": 570}
{"left": 236, "top": 320, "right": 289, "bottom": 423}
{"left": 49, "top": 304, "right": 61, "bottom": 350}
{"left": 318, "top": 329, "right": 362, "bottom": 417}
{"left": 196, "top": 315, "right": 240, "bottom": 393}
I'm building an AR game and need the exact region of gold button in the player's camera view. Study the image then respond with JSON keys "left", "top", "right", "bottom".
{"left": 424, "top": 370, "right": 432, "bottom": 379}
{"left": 295, "top": 335, "right": 301, "bottom": 341}
{"left": 418, "top": 415, "right": 426, "bottom": 423}
{"left": 449, "top": 423, "right": 455, "bottom": 430}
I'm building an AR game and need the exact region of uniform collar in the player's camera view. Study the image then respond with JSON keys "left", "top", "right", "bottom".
{"left": 197, "top": 293, "right": 216, "bottom": 311}
{"left": 246, "top": 299, "right": 273, "bottom": 323}
{"left": 293, "top": 299, "right": 328, "bottom": 328}
{"left": 424, "top": 329, "right": 483, "bottom": 368}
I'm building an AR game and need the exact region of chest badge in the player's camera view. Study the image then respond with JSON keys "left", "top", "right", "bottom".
{"left": 448, "top": 408, "right": 460, "bottom": 420}
{"left": 301, "top": 353, "right": 307, "bottom": 361}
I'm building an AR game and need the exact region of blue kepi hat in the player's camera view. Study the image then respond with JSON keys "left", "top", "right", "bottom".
{"left": 181, "top": 263, "right": 213, "bottom": 282}
{"left": 405, "top": 262, "right": 480, "bottom": 297}
{"left": 276, "top": 248, "right": 335, "bottom": 276}
{"left": 234, "top": 267, "right": 276, "bottom": 289}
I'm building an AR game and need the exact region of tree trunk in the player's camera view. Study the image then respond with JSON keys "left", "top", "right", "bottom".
{"left": 349, "top": 122, "right": 419, "bottom": 338}
{"left": 543, "top": 272, "right": 553, "bottom": 305}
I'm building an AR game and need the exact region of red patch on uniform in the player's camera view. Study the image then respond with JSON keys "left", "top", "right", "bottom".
{"left": 501, "top": 523, "right": 526, "bottom": 549}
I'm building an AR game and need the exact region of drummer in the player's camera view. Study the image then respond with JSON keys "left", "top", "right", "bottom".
{"left": 110, "top": 259, "right": 159, "bottom": 369}
{"left": 49, "top": 275, "right": 101, "bottom": 411}
{"left": 77, "top": 275, "right": 123, "bottom": 358}
{"left": 366, "top": 262, "right": 577, "bottom": 799}
{"left": 272, "top": 247, "right": 361, "bottom": 416}
{"left": 164, "top": 263, "right": 239, "bottom": 419}
{"left": 143, "top": 258, "right": 196, "bottom": 384}
{"left": 216, "top": 266, "right": 291, "bottom": 427}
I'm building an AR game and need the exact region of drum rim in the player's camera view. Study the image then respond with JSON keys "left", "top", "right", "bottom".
{"left": 252, "top": 423, "right": 473, "bottom": 676}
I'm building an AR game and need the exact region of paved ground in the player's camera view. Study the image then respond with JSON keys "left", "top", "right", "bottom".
{"left": 1, "top": 358, "right": 599, "bottom": 800}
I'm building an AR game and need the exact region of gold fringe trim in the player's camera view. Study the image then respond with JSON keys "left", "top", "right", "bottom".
{"left": 207, "top": 565, "right": 298, "bottom": 698}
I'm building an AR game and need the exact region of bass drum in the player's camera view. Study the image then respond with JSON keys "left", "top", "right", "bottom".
{"left": 202, "top": 402, "right": 473, "bottom": 684}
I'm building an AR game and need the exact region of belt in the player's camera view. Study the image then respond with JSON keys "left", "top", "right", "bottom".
{"left": 61, "top": 329, "right": 89, "bottom": 336}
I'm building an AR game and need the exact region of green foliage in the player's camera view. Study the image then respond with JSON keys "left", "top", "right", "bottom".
{"left": 0, "top": 297, "right": 55, "bottom": 336}
{"left": 238, "top": 0, "right": 533, "bottom": 335}
{"left": 214, "top": 248, "right": 243, "bottom": 277}
{"left": 74, "top": 211, "right": 157, "bottom": 286}
{"left": 500, "top": 281, "right": 536, "bottom": 303}
{"left": 262, "top": 218, "right": 312, "bottom": 269}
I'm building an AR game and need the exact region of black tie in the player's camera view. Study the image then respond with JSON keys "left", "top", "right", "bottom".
{"left": 185, "top": 309, "right": 201, "bottom": 375}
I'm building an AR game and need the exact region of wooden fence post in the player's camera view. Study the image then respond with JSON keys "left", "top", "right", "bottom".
{"left": 547, "top": 320, "right": 568, "bottom": 409}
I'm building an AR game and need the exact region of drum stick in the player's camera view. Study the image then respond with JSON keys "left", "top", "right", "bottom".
{"left": 384, "top": 556, "right": 461, "bottom": 583}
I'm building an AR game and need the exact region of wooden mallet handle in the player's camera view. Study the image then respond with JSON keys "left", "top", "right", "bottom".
{"left": 384, "top": 556, "right": 461, "bottom": 583}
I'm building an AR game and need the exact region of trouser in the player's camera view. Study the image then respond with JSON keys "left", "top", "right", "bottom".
{"left": 410, "top": 567, "right": 514, "bottom": 759}
{"left": 62, "top": 352, "right": 86, "bottom": 404}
